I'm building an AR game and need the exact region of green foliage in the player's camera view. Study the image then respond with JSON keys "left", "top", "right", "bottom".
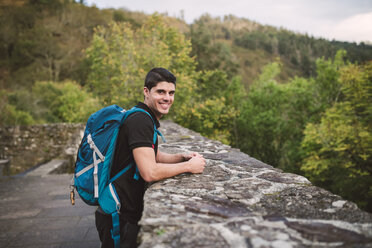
{"left": 85, "top": 15, "right": 196, "bottom": 108}
{"left": 174, "top": 70, "right": 244, "bottom": 144}
{"left": 1, "top": 104, "right": 36, "bottom": 126}
{"left": 33, "top": 81, "right": 102, "bottom": 123}
{"left": 233, "top": 28, "right": 372, "bottom": 80}
{"left": 235, "top": 30, "right": 275, "bottom": 53}
{"left": 256, "top": 61, "right": 281, "bottom": 84}
{"left": 235, "top": 53, "right": 372, "bottom": 211}
{"left": 0, "top": 1, "right": 112, "bottom": 89}
{"left": 189, "top": 18, "right": 239, "bottom": 78}
{"left": 0, "top": 81, "right": 101, "bottom": 126}
{"left": 236, "top": 62, "right": 287, "bottom": 167}
{"left": 177, "top": 97, "right": 236, "bottom": 144}
{"left": 236, "top": 60, "right": 323, "bottom": 171}
{"left": 339, "top": 62, "right": 372, "bottom": 124}
{"left": 0, "top": 90, "right": 35, "bottom": 126}
{"left": 113, "top": 10, "right": 127, "bottom": 22}
{"left": 301, "top": 62, "right": 372, "bottom": 211}
{"left": 195, "top": 70, "right": 228, "bottom": 98}
{"left": 58, "top": 82, "right": 102, "bottom": 123}
{"left": 313, "top": 50, "right": 346, "bottom": 107}
{"left": 32, "top": 81, "right": 63, "bottom": 122}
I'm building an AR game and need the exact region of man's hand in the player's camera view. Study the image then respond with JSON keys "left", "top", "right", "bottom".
{"left": 187, "top": 153, "right": 206, "bottom": 174}
{"left": 182, "top": 152, "right": 202, "bottom": 161}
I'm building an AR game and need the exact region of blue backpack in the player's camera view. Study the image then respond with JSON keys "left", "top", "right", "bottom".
{"left": 70, "top": 105, "right": 165, "bottom": 248}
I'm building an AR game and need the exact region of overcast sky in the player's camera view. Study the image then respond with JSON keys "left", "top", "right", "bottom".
{"left": 85, "top": 0, "right": 372, "bottom": 43}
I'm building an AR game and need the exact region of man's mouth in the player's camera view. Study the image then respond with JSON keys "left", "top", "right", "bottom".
{"left": 159, "top": 103, "right": 170, "bottom": 110}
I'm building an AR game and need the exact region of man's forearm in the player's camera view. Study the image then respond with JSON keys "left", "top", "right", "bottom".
{"left": 157, "top": 151, "right": 185, "bottom": 163}
{"left": 146, "top": 161, "right": 191, "bottom": 182}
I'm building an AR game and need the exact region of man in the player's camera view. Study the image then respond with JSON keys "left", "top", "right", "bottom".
{"left": 95, "top": 67, "right": 206, "bottom": 248}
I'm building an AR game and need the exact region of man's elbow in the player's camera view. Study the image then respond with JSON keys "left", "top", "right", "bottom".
{"left": 141, "top": 175, "right": 155, "bottom": 183}
{"left": 140, "top": 170, "right": 158, "bottom": 182}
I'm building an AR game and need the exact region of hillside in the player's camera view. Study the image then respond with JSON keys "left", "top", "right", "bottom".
{"left": 188, "top": 14, "right": 372, "bottom": 85}
{"left": 1, "top": 1, "right": 372, "bottom": 90}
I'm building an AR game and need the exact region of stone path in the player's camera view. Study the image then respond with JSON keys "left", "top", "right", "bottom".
{"left": 0, "top": 170, "right": 99, "bottom": 248}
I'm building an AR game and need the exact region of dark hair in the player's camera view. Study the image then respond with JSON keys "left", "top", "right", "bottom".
{"left": 144, "top": 67, "right": 176, "bottom": 90}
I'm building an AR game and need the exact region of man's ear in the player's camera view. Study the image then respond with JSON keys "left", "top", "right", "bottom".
{"left": 143, "top": 87, "right": 150, "bottom": 97}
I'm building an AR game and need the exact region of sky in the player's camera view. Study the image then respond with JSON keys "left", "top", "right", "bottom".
{"left": 85, "top": 0, "right": 372, "bottom": 43}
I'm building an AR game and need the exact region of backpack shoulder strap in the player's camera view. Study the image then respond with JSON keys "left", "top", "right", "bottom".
{"left": 126, "top": 107, "right": 166, "bottom": 143}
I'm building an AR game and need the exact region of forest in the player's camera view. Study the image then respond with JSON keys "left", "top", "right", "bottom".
{"left": 1, "top": 0, "right": 371, "bottom": 212}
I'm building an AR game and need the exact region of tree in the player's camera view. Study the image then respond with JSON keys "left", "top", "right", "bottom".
{"left": 301, "top": 62, "right": 372, "bottom": 211}
{"left": 174, "top": 70, "right": 244, "bottom": 144}
{"left": 236, "top": 61, "right": 321, "bottom": 172}
{"left": 189, "top": 18, "right": 239, "bottom": 78}
{"left": 313, "top": 50, "right": 346, "bottom": 107}
{"left": 85, "top": 15, "right": 196, "bottom": 108}
{"left": 236, "top": 62, "right": 286, "bottom": 166}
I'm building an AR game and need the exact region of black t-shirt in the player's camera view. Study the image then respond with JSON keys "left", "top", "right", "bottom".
{"left": 111, "top": 102, "right": 159, "bottom": 223}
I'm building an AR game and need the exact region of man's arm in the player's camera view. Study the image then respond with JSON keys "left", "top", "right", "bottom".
{"left": 156, "top": 150, "right": 201, "bottom": 163}
{"left": 133, "top": 147, "right": 205, "bottom": 182}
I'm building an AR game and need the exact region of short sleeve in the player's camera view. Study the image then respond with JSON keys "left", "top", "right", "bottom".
{"left": 124, "top": 112, "right": 154, "bottom": 150}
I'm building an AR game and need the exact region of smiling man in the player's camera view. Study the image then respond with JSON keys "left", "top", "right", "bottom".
{"left": 95, "top": 67, "right": 206, "bottom": 248}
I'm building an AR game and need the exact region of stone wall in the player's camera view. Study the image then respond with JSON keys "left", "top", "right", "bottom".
{"left": 140, "top": 121, "right": 372, "bottom": 248}
{"left": 0, "top": 123, "right": 84, "bottom": 174}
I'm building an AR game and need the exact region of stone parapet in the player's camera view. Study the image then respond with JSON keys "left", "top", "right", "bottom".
{"left": 140, "top": 120, "right": 372, "bottom": 247}
{"left": 0, "top": 123, "right": 84, "bottom": 174}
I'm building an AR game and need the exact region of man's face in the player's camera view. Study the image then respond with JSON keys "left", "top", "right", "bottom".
{"left": 144, "top": 81, "right": 175, "bottom": 120}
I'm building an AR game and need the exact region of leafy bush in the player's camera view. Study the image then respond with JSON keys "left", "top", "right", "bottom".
{"left": 33, "top": 81, "right": 102, "bottom": 123}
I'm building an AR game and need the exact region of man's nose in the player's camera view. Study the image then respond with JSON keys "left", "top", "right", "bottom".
{"left": 163, "top": 93, "right": 170, "bottom": 101}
